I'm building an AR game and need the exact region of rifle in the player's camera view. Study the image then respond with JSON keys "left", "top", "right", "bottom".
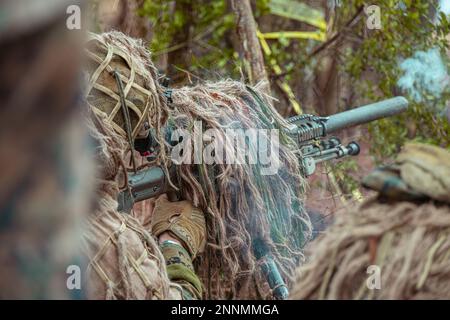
{"left": 117, "top": 96, "right": 409, "bottom": 299}
{"left": 286, "top": 96, "right": 408, "bottom": 176}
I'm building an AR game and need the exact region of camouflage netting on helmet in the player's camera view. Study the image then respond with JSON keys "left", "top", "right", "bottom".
{"left": 85, "top": 31, "right": 312, "bottom": 299}
{"left": 84, "top": 32, "right": 165, "bottom": 140}
{"left": 291, "top": 144, "right": 450, "bottom": 300}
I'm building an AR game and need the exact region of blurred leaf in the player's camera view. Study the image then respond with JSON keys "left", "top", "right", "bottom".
{"left": 268, "top": 0, "right": 327, "bottom": 30}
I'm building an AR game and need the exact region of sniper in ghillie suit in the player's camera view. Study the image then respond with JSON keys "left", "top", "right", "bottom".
{"left": 1, "top": 0, "right": 450, "bottom": 308}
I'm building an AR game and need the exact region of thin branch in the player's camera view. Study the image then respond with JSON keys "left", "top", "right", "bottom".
{"left": 153, "top": 17, "right": 226, "bottom": 56}
{"left": 308, "top": 5, "right": 364, "bottom": 58}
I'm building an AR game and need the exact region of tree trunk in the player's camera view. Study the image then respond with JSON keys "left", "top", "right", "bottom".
{"left": 231, "top": 0, "right": 270, "bottom": 94}
{"left": 119, "top": 0, "right": 152, "bottom": 40}
{"left": 96, "top": 0, "right": 152, "bottom": 41}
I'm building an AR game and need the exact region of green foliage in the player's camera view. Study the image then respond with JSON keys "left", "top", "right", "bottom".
{"left": 139, "top": 0, "right": 177, "bottom": 53}
{"left": 337, "top": 0, "right": 450, "bottom": 159}
{"left": 139, "top": 0, "right": 321, "bottom": 84}
{"left": 331, "top": 158, "right": 360, "bottom": 197}
{"left": 139, "top": 0, "right": 449, "bottom": 162}
{"left": 268, "top": 0, "right": 327, "bottom": 30}
{"left": 255, "top": 0, "right": 271, "bottom": 16}
{"left": 140, "top": 0, "right": 237, "bottom": 77}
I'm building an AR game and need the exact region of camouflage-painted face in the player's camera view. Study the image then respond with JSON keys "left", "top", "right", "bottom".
{"left": 84, "top": 33, "right": 152, "bottom": 140}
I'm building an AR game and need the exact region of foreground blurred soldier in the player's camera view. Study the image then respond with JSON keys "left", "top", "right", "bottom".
{"left": 0, "top": 0, "right": 204, "bottom": 300}
{"left": 82, "top": 32, "right": 206, "bottom": 300}
{"left": 0, "top": 0, "right": 93, "bottom": 298}
{"left": 291, "top": 143, "right": 450, "bottom": 299}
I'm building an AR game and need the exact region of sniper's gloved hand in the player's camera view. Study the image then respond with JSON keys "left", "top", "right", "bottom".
{"left": 151, "top": 194, "right": 206, "bottom": 259}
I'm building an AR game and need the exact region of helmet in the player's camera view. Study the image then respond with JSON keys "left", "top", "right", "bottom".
{"left": 84, "top": 32, "right": 158, "bottom": 140}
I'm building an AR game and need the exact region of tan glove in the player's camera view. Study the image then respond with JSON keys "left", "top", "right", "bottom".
{"left": 151, "top": 194, "right": 206, "bottom": 259}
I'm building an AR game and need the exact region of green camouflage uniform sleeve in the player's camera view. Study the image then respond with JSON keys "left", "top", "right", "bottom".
{"left": 159, "top": 241, "right": 203, "bottom": 300}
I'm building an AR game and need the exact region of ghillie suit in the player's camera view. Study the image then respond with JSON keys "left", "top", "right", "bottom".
{"left": 291, "top": 143, "right": 450, "bottom": 299}
{"left": 170, "top": 83, "right": 312, "bottom": 299}
{"left": 83, "top": 33, "right": 203, "bottom": 300}
{"left": 84, "top": 31, "right": 312, "bottom": 299}
{"left": 0, "top": 0, "right": 92, "bottom": 299}
{"left": 81, "top": 112, "right": 179, "bottom": 300}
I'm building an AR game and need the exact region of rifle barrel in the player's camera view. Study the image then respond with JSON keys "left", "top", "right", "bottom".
{"left": 325, "top": 96, "right": 408, "bottom": 134}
